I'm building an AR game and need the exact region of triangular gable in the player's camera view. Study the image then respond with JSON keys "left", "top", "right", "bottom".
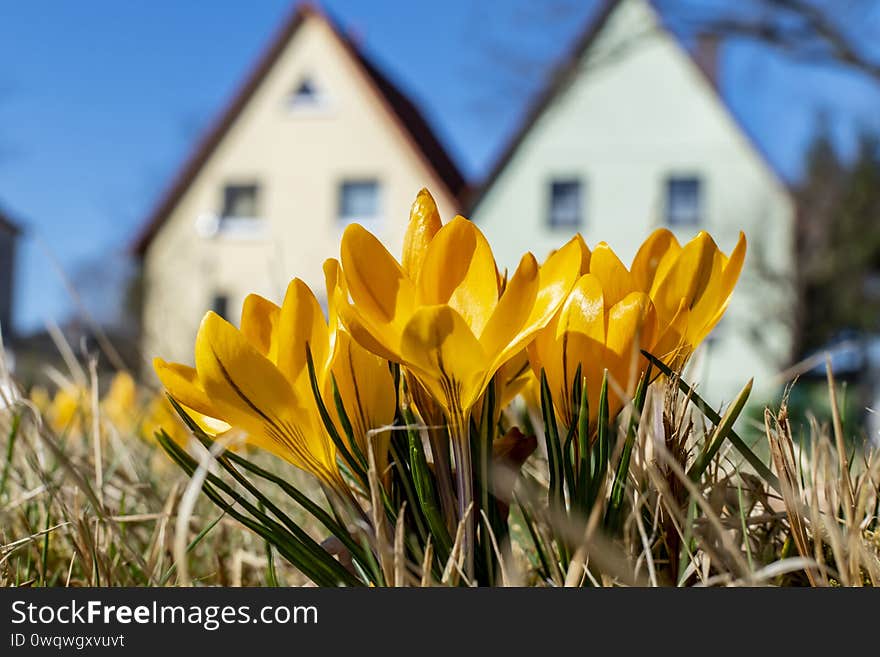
{"left": 468, "top": 0, "right": 791, "bottom": 213}
{"left": 132, "top": 3, "right": 464, "bottom": 255}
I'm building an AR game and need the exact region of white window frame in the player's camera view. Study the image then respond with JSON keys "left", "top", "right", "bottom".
{"left": 337, "top": 179, "right": 383, "bottom": 228}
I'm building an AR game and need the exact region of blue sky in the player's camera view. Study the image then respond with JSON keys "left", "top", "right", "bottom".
{"left": 1, "top": 0, "right": 878, "bottom": 334}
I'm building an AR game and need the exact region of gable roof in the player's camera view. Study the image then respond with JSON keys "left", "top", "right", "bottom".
{"left": 132, "top": 3, "right": 465, "bottom": 256}
{"left": 468, "top": 0, "right": 791, "bottom": 213}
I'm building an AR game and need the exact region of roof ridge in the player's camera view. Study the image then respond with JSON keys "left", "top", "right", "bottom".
{"left": 132, "top": 3, "right": 464, "bottom": 255}
{"left": 468, "top": 0, "right": 789, "bottom": 213}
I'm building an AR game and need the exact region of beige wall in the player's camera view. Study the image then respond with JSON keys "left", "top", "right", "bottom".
{"left": 472, "top": 0, "right": 796, "bottom": 406}
{"left": 142, "top": 15, "right": 458, "bottom": 370}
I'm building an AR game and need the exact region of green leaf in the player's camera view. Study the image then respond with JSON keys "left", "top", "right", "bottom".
{"left": 157, "top": 430, "right": 362, "bottom": 587}
{"left": 0, "top": 412, "right": 21, "bottom": 500}
{"left": 305, "top": 344, "right": 368, "bottom": 486}
{"left": 166, "top": 397, "right": 375, "bottom": 579}
{"left": 514, "top": 492, "right": 552, "bottom": 582}
{"left": 539, "top": 370, "right": 563, "bottom": 509}
{"left": 404, "top": 406, "right": 452, "bottom": 563}
{"left": 687, "top": 378, "right": 753, "bottom": 481}
{"left": 606, "top": 365, "right": 652, "bottom": 530}
{"left": 330, "top": 373, "right": 369, "bottom": 471}
{"left": 588, "top": 371, "right": 610, "bottom": 506}
{"left": 641, "top": 351, "right": 781, "bottom": 494}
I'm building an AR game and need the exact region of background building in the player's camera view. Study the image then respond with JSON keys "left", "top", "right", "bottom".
{"left": 470, "top": 0, "right": 796, "bottom": 406}
{"left": 133, "top": 5, "right": 465, "bottom": 367}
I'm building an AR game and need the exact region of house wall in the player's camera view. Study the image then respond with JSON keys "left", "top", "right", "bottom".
{"left": 472, "top": 0, "right": 796, "bottom": 406}
{"left": 142, "top": 15, "right": 458, "bottom": 369}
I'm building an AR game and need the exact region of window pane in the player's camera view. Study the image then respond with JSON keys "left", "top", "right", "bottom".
{"left": 290, "top": 77, "right": 319, "bottom": 107}
{"left": 339, "top": 180, "right": 380, "bottom": 223}
{"left": 548, "top": 180, "right": 582, "bottom": 228}
{"left": 666, "top": 177, "right": 702, "bottom": 226}
{"left": 222, "top": 184, "right": 259, "bottom": 218}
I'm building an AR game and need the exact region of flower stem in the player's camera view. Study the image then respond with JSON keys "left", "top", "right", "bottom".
{"left": 450, "top": 416, "right": 474, "bottom": 581}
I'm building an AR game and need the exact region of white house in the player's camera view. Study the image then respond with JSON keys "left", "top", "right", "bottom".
{"left": 470, "top": 0, "right": 796, "bottom": 407}
{"left": 133, "top": 4, "right": 465, "bottom": 368}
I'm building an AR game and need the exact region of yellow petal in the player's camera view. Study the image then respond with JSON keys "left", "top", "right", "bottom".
{"left": 537, "top": 273, "right": 606, "bottom": 424}
{"left": 590, "top": 243, "right": 637, "bottom": 308}
{"left": 402, "top": 188, "right": 442, "bottom": 278}
{"left": 605, "top": 292, "right": 656, "bottom": 392}
{"left": 651, "top": 231, "right": 717, "bottom": 325}
{"left": 508, "top": 235, "right": 582, "bottom": 355}
{"left": 341, "top": 223, "right": 415, "bottom": 327}
{"left": 195, "top": 312, "right": 338, "bottom": 481}
{"left": 631, "top": 228, "right": 680, "bottom": 293}
{"left": 708, "top": 232, "right": 746, "bottom": 321}
{"left": 276, "top": 279, "right": 329, "bottom": 391}
{"left": 399, "top": 304, "right": 488, "bottom": 419}
{"left": 337, "top": 301, "right": 401, "bottom": 362}
{"left": 416, "top": 216, "right": 499, "bottom": 338}
{"left": 557, "top": 274, "right": 606, "bottom": 344}
{"left": 240, "top": 294, "right": 280, "bottom": 360}
{"left": 480, "top": 252, "right": 539, "bottom": 362}
{"left": 153, "top": 358, "right": 216, "bottom": 418}
{"left": 650, "top": 300, "right": 691, "bottom": 365}
{"left": 329, "top": 330, "right": 396, "bottom": 469}
{"left": 572, "top": 234, "right": 592, "bottom": 275}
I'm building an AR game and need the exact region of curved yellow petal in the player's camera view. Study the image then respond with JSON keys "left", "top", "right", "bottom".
{"left": 631, "top": 228, "right": 680, "bottom": 293}
{"left": 416, "top": 216, "right": 499, "bottom": 338}
{"left": 337, "top": 301, "right": 401, "bottom": 362}
{"left": 572, "top": 233, "right": 592, "bottom": 275}
{"left": 276, "top": 278, "right": 330, "bottom": 391}
{"left": 329, "top": 330, "right": 396, "bottom": 469}
{"left": 341, "top": 223, "right": 415, "bottom": 327}
{"left": 402, "top": 188, "right": 442, "bottom": 278}
{"left": 651, "top": 231, "right": 716, "bottom": 324}
{"left": 650, "top": 299, "right": 691, "bottom": 365}
{"left": 480, "top": 252, "right": 539, "bottom": 361}
{"left": 712, "top": 232, "right": 747, "bottom": 317}
{"left": 400, "top": 304, "right": 488, "bottom": 419}
{"left": 590, "top": 243, "right": 636, "bottom": 308}
{"left": 606, "top": 292, "right": 656, "bottom": 385}
{"left": 531, "top": 274, "right": 605, "bottom": 425}
{"left": 557, "top": 274, "right": 606, "bottom": 344}
{"left": 153, "top": 358, "right": 216, "bottom": 418}
{"left": 240, "top": 294, "right": 280, "bottom": 360}
{"left": 194, "top": 312, "right": 338, "bottom": 482}
{"left": 514, "top": 235, "right": 582, "bottom": 346}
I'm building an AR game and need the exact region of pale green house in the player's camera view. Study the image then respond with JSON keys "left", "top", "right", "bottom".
{"left": 470, "top": 0, "right": 796, "bottom": 406}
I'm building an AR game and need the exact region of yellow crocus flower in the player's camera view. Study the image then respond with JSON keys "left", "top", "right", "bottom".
{"left": 154, "top": 281, "right": 343, "bottom": 490}
{"left": 154, "top": 267, "right": 396, "bottom": 490}
{"left": 529, "top": 273, "right": 657, "bottom": 429}
{"left": 631, "top": 229, "right": 746, "bottom": 364}
{"left": 101, "top": 371, "right": 138, "bottom": 434}
{"left": 323, "top": 258, "right": 397, "bottom": 473}
{"left": 140, "top": 393, "right": 229, "bottom": 448}
{"left": 338, "top": 190, "right": 581, "bottom": 438}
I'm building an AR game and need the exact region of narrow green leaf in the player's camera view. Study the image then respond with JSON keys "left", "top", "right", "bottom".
{"left": 687, "top": 378, "right": 753, "bottom": 481}
{"left": 166, "top": 396, "right": 373, "bottom": 574}
{"left": 539, "top": 370, "right": 563, "bottom": 509}
{"left": 405, "top": 406, "right": 452, "bottom": 563}
{"left": 305, "top": 344, "right": 368, "bottom": 486}
{"left": 514, "top": 492, "right": 552, "bottom": 581}
{"left": 641, "top": 351, "right": 780, "bottom": 494}
{"left": 606, "top": 366, "right": 652, "bottom": 529}
{"left": 330, "top": 374, "right": 369, "bottom": 471}
{"left": 0, "top": 412, "right": 21, "bottom": 499}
